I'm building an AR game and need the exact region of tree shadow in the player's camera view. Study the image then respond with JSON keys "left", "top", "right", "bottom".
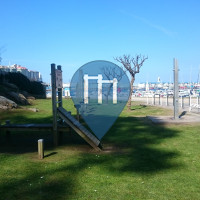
{"left": 131, "top": 104, "right": 147, "bottom": 110}
{"left": 0, "top": 112, "right": 93, "bottom": 154}
{"left": 0, "top": 111, "right": 182, "bottom": 199}
{"left": 99, "top": 116, "right": 181, "bottom": 173}
{"left": 0, "top": 160, "right": 76, "bottom": 200}
{"left": 0, "top": 113, "right": 181, "bottom": 173}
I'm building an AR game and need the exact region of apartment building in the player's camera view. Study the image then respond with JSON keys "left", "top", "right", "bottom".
{"left": 0, "top": 64, "right": 42, "bottom": 82}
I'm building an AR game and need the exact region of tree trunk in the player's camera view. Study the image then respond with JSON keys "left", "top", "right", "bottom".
{"left": 127, "top": 76, "right": 135, "bottom": 111}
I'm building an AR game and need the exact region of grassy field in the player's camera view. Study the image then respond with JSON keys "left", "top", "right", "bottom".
{"left": 0, "top": 99, "right": 200, "bottom": 200}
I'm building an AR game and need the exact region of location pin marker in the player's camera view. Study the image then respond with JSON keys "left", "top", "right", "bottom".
{"left": 70, "top": 60, "right": 131, "bottom": 140}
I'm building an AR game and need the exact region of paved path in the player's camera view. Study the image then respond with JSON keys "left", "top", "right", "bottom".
{"left": 147, "top": 113, "right": 200, "bottom": 125}
{"left": 132, "top": 97, "right": 200, "bottom": 124}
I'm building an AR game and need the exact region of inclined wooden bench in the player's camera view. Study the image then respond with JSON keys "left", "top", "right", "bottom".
{"left": 57, "top": 107, "right": 102, "bottom": 151}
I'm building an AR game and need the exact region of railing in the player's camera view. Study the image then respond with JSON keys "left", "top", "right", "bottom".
{"left": 133, "top": 95, "right": 200, "bottom": 112}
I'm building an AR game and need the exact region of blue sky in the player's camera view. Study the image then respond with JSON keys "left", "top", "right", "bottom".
{"left": 1, "top": 0, "right": 200, "bottom": 84}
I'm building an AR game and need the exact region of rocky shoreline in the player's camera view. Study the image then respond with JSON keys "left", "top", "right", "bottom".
{"left": 0, "top": 82, "right": 38, "bottom": 110}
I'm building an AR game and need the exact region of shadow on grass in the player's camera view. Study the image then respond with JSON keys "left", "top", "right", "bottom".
{"left": 131, "top": 104, "right": 147, "bottom": 110}
{"left": 101, "top": 116, "right": 180, "bottom": 173}
{"left": 0, "top": 127, "right": 87, "bottom": 154}
{"left": 0, "top": 111, "right": 88, "bottom": 154}
{"left": 0, "top": 114, "right": 181, "bottom": 173}
{"left": 0, "top": 161, "right": 76, "bottom": 200}
{"left": 44, "top": 152, "right": 57, "bottom": 158}
{"left": 0, "top": 114, "right": 51, "bottom": 152}
{"left": 0, "top": 113, "right": 182, "bottom": 199}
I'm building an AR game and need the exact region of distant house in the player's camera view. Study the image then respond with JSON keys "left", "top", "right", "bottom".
{"left": 46, "top": 83, "right": 71, "bottom": 98}
{"left": 63, "top": 83, "right": 70, "bottom": 97}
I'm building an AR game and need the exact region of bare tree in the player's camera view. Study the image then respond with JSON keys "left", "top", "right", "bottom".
{"left": 115, "top": 54, "right": 148, "bottom": 110}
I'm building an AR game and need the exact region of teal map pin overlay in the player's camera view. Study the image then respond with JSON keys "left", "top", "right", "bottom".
{"left": 70, "top": 60, "right": 131, "bottom": 140}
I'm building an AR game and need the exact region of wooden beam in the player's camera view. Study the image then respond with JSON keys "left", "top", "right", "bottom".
{"left": 51, "top": 63, "right": 58, "bottom": 147}
{"left": 0, "top": 123, "right": 69, "bottom": 132}
{"left": 57, "top": 107, "right": 101, "bottom": 151}
{"left": 57, "top": 65, "right": 63, "bottom": 108}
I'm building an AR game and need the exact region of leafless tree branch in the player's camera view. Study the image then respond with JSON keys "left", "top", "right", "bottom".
{"left": 114, "top": 54, "right": 148, "bottom": 110}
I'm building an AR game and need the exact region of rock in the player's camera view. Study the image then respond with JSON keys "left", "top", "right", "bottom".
{"left": 0, "top": 96, "right": 18, "bottom": 109}
{"left": 21, "top": 91, "right": 29, "bottom": 98}
{"left": 27, "top": 96, "right": 36, "bottom": 100}
{"left": 0, "top": 105, "right": 8, "bottom": 110}
{"left": 19, "top": 93, "right": 29, "bottom": 104}
{"left": 7, "top": 92, "right": 30, "bottom": 105}
{"left": 20, "top": 91, "right": 35, "bottom": 101}
{"left": 27, "top": 108, "right": 39, "bottom": 112}
{"left": 3, "top": 82, "right": 18, "bottom": 91}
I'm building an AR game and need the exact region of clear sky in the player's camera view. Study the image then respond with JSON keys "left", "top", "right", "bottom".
{"left": 1, "top": 0, "right": 200, "bottom": 84}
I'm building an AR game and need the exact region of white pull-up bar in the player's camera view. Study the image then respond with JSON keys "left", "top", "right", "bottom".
{"left": 84, "top": 74, "right": 118, "bottom": 104}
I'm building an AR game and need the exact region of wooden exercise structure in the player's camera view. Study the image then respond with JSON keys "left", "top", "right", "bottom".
{"left": 0, "top": 64, "right": 102, "bottom": 151}
{"left": 51, "top": 64, "right": 102, "bottom": 151}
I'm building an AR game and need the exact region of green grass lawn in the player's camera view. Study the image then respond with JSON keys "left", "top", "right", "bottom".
{"left": 0, "top": 99, "right": 200, "bottom": 200}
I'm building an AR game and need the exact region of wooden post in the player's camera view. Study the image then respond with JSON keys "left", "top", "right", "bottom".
{"left": 57, "top": 65, "right": 63, "bottom": 145}
{"left": 38, "top": 139, "right": 44, "bottom": 159}
{"left": 51, "top": 63, "right": 58, "bottom": 147}
{"left": 57, "top": 65, "right": 63, "bottom": 108}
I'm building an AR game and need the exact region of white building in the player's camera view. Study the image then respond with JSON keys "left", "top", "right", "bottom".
{"left": 0, "top": 64, "right": 42, "bottom": 82}
{"left": 63, "top": 83, "right": 70, "bottom": 97}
